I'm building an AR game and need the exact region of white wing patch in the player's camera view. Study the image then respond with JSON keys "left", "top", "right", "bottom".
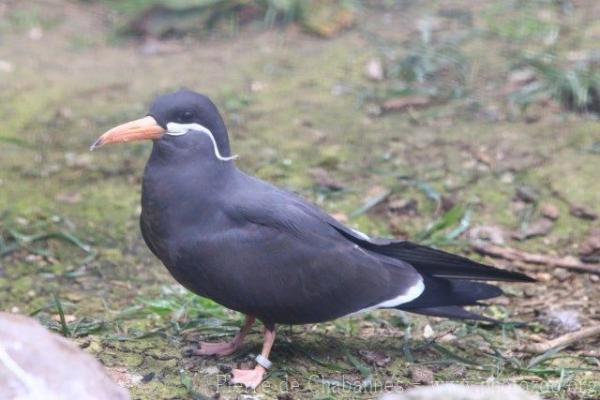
{"left": 166, "top": 122, "right": 238, "bottom": 161}
{"left": 374, "top": 278, "right": 425, "bottom": 308}
{"left": 346, "top": 227, "right": 425, "bottom": 315}
{"left": 349, "top": 278, "right": 425, "bottom": 316}
{"left": 350, "top": 228, "right": 372, "bottom": 241}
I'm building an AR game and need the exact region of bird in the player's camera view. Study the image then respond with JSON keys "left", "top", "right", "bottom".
{"left": 90, "top": 89, "right": 533, "bottom": 388}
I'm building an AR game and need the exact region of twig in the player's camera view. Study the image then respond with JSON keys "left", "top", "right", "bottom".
{"left": 470, "top": 242, "right": 600, "bottom": 275}
{"left": 522, "top": 325, "right": 600, "bottom": 354}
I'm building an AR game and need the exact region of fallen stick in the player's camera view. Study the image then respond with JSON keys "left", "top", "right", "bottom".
{"left": 522, "top": 325, "right": 600, "bottom": 354}
{"left": 470, "top": 242, "right": 600, "bottom": 275}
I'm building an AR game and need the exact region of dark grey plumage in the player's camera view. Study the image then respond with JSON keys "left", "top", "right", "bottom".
{"left": 137, "top": 89, "right": 532, "bottom": 327}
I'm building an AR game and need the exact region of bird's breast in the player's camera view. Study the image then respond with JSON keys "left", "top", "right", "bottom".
{"left": 140, "top": 169, "right": 229, "bottom": 296}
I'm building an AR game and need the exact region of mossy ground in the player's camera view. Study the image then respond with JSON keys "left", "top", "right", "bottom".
{"left": 1, "top": 1, "right": 600, "bottom": 399}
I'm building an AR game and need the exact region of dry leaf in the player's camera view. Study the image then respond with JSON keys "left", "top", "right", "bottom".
{"left": 359, "top": 350, "right": 391, "bottom": 367}
{"left": 513, "top": 218, "right": 554, "bottom": 240}
{"left": 570, "top": 205, "right": 598, "bottom": 220}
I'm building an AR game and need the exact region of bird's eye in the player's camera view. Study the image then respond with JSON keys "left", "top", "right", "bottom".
{"left": 180, "top": 111, "right": 194, "bottom": 122}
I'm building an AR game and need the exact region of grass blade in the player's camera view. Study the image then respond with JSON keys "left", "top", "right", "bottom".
{"left": 53, "top": 294, "right": 71, "bottom": 337}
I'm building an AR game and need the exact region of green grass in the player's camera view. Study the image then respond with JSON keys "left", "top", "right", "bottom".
{"left": 2, "top": 0, "right": 600, "bottom": 398}
{"left": 510, "top": 53, "right": 600, "bottom": 113}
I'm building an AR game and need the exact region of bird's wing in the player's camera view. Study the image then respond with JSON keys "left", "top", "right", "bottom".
{"left": 279, "top": 181, "right": 531, "bottom": 282}
{"left": 182, "top": 179, "right": 425, "bottom": 325}
{"left": 220, "top": 175, "right": 531, "bottom": 323}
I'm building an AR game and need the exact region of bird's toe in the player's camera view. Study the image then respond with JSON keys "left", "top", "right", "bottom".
{"left": 194, "top": 341, "right": 236, "bottom": 357}
{"left": 230, "top": 366, "right": 265, "bottom": 389}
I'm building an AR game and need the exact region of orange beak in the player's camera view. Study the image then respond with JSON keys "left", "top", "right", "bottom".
{"left": 90, "top": 116, "right": 166, "bottom": 151}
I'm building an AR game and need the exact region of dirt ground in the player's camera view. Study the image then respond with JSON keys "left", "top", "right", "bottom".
{"left": 1, "top": 0, "right": 600, "bottom": 399}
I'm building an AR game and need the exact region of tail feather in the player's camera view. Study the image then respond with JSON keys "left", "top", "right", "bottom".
{"left": 397, "top": 276, "right": 504, "bottom": 322}
{"left": 399, "top": 276, "right": 502, "bottom": 310}
{"left": 372, "top": 241, "right": 534, "bottom": 282}
{"left": 332, "top": 226, "right": 534, "bottom": 282}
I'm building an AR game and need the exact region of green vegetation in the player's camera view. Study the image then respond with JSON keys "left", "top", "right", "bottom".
{"left": 511, "top": 53, "right": 600, "bottom": 113}
{"left": 85, "top": 0, "right": 356, "bottom": 38}
{"left": 1, "top": 0, "right": 599, "bottom": 399}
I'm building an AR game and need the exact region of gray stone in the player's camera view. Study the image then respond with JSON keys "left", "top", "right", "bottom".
{"left": 0, "top": 312, "right": 130, "bottom": 400}
{"left": 380, "top": 383, "right": 541, "bottom": 400}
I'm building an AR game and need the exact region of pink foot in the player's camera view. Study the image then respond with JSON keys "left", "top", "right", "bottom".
{"left": 193, "top": 341, "right": 237, "bottom": 356}
{"left": 230, "top": 366, "right": 266, "bottom": 389}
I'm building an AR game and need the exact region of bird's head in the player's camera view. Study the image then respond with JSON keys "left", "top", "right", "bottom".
{"left": 90, "top": 89, "right": 235, "bottom": 161}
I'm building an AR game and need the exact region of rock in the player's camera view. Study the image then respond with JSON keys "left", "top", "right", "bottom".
{"left": 422, "top": 324, "right": 434, "bottom": 339}
{"left": 408, "top": 366, "right": 434, "bottom": 385}
{"left": 540, "top": 203, "right": 560, "bottom": 220}
{"left": 200, "top": 366, "right": 220, "bottom": 375}
{"left": 541, "top": 309, "right": 582, "bottom": 333}
{"left": 105, "top": 367, "right": 143, "bottom": 388}
{"left": 365, "top": 59, "right": 384, "bottom": 81}
{"left": 0, "top": 312, "right": 130, "bottom": 400}
{"left": 380, "top": 383, "right": 541, "bottom": 400}
{"left": 467, "top": 225, "right": 506, "bottom": 246}
{"left": 551, "top": 267, "right": 571, "bottom": 282}
{"left": 515, "top": 186, "right": 539, "bottom": 203}
{"left": 580, "top": 228, "right": 600, "bottom": 259}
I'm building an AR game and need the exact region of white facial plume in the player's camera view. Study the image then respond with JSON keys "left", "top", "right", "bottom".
{"left": 166, "top": 122, "right": 238, "bottom": 162}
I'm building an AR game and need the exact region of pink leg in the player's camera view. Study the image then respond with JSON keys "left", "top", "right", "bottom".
{"left": 231, "top": 325, "right": 276, "bottom": 389}
{"left": 194, "top": 315, "right": 255, "bottom": 357}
